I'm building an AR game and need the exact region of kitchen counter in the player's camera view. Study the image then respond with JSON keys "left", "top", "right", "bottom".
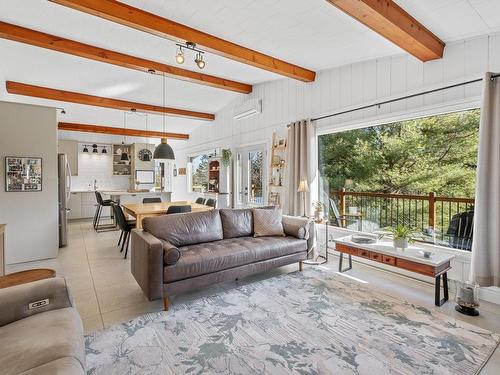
{"left": 100, "top": 190, "right": 171, "bottom": 195}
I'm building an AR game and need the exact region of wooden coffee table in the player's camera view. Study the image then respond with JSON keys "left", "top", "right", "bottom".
{"left": 0, "top": 268, "right": 56, "bottom": 289}
{"left": 333, "top": 236, "right": 455, "bottom": 306}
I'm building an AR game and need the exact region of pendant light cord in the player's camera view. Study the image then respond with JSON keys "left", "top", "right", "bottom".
{"left": 162, "top": 73, "right": 166, "bottom": 136}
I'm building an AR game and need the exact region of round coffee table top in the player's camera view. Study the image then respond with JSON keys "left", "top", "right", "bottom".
{"left": 0, "top": 268, "right": 56, "bottom": 289}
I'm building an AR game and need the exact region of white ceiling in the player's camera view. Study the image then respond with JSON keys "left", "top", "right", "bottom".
{"left": 0, "top": 0, "right": 499, "bottom": 144}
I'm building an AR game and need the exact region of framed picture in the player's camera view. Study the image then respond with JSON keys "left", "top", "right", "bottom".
{"left": 278, "top": 138, "right": 287, "bottom": 147}
{"left": 5, "top": 156, "right": 42, "bottom": 192}
{"left": 178, "top": 168, "right": 187, "bottom": 176}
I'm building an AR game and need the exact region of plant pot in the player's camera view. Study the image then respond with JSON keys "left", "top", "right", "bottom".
{"left": 393, "top": 238, "right": 408, "bottom": 250}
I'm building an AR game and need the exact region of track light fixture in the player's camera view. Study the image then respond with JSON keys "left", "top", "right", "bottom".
{"left": 102, "top": 146, "right": 107, "bottom": 154}
{"left": 175, "top": 42, "right": 206, "bottom": 69}
{"left": 92, "top": 144, "right": 98, "bottom": 153}
{"left": 83, "top": 145, "right": 89, "bottom": 153}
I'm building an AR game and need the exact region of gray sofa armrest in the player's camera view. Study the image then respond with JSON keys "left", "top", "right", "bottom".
{"left": 131, "top": 229, "right": 164, "bottom": 301}
{"left": 282, "top": 215, "right": 315, "bottom": 253}
{"left": 0, "top": 277, "right": 74, "bottom": 327}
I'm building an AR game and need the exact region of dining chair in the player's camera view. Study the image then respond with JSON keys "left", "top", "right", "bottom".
{"left": 112, "top": 203, "right": 134, "bottom": 259}
{"left": 205, "top": 198, "right": 217, "bottom": 208}
{"left": 166, "top": 205, "right": 192, "bottom": 214}
{"left": 195, "top": 197, "right": 206, "bottom": 204}
{"left": 143, "top": 197, "right": 162, "bottom": 204}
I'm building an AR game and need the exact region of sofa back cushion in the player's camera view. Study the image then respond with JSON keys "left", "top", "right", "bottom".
{"left": 252, "top": 208, "right": 286, "bottom": 237}
{"left": 220, "top": 209, "right": 253, "bottom": 239}
{"left": 142, "top": 209, "right": 223, "bottom": 247}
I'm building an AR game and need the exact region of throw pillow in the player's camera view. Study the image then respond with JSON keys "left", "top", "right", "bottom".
{"left": 252, "top": 208, "right": 286, "bottom": 237}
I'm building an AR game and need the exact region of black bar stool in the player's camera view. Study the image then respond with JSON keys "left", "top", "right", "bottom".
{"left": 143, "top": 197, "right": 162, "bottom": 203}
{"left": 94, "top": 191, "right": 117, "bottom": 231}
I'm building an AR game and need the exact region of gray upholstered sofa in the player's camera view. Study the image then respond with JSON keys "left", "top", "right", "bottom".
{"left": 131, "top": 208, "right": 313, "bottom": 310}
{"left": 0, "top": 277, "right": 85, "bottom": 375}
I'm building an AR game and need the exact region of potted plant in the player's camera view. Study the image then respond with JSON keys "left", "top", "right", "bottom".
{"left": 221, "top": 149, "right": 232, "bottom": 167}
{"left": 312, "top": 201, "right": 324, "bottom": 222}
{"left": 385, "top": 224, "right": 419, "bottom": 250}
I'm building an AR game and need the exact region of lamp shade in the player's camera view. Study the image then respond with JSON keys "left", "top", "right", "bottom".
{"left": 297, "top": 179, "right": 309, "bottom": 193}
{"left": 153, "top": 138, "right": 175, "bottom": 160}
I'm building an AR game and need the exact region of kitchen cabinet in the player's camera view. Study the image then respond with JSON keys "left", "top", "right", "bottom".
{"left": 68, "top": 191, "right": 110, "bottom": 220}
{"left": 58, "top": 140, "right": 78, "bottom": 176}
{"left": 68, "top": 192, "right": 82, "bottom": 220}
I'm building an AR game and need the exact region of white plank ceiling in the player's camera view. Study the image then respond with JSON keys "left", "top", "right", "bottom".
{"left": 0, "top": 0, "right": 499, "bottom": 143}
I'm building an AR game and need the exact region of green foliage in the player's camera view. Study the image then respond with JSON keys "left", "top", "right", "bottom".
{"left": 221, "top": 149, "right": 232, "bottom": 167}
{"left": 384, "top": 224, "right": 420, "bottom": 243}
{"left": 319, "top": 109, "right": 479, "bottom": 197}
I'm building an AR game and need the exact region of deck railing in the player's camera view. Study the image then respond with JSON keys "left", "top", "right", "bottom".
{"left": 330, "top": 189, "right": 475, "bottom": 249}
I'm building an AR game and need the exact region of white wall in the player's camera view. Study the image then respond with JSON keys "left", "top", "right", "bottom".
{"left": 171, "top": 34, "right": 500, "bottom": 204}
{"left": 0, "top": 101, "right": 59, "bottom": 264}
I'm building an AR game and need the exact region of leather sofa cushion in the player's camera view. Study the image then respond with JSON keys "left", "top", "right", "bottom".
{"left": 220, "top": 208, "right": 253, "bottom": 238}
{"left": 0, "top": 307, "right": 84, "bottom": 375}
{"left": 143, "top": 209, "right": 223, "bottom": 247}
{"left": 253, "top": 208, "right": 285, "bottom": 237}
{"left": 164, "top": 236, "right": 307, "bottom": 283}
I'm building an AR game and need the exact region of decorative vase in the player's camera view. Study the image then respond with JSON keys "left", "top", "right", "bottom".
{"left": 393, "top": 238, "right": 408, "bottom": 250}
{"left": 455, "top": 281, "right": 480, "bottom": 316}
{"left": 314, "top": 210, "right": 323, "bottom": 222}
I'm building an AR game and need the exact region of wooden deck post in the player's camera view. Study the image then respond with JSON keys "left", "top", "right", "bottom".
{"left": 428, "top": 192, "right": 436, "bottom": 229}
{"left": 339, "top": 188, "right": 346, "bottom": 227}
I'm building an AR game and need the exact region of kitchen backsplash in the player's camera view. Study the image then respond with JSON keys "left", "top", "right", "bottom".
{"left": 71, "top": 150, "right": 129, "bottom": 191}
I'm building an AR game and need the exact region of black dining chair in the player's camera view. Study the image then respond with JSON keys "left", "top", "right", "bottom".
{"left": 143, "top": 197, "right": 162, "bottom": 203}
{"left": 94, "top": 191, "right": 117, "bottom": 231}
{"left": 166, "top": 205, "right": 192, "bottom": 214}
{"left": 205, "top": 198, "right": 217, "bottom": 208}
{"left": 195, "top": 197, "right": 206, "bottom": 204}
{"left": 112, "top": 203, "right": 134, "bottom": 259}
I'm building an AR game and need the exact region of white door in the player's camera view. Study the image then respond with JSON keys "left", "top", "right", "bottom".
{"left": 235, "top": 144, "right": 267, "bottom": 208}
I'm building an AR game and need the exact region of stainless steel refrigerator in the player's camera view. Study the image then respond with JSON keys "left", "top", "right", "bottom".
{"left": 58, "top": 153, "right": 72, "bottom": 247}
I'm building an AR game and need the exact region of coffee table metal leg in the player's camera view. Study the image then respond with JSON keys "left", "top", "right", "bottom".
{"left": 338, "top": 253, "right": 352, "bottom": 273}
{"left": 435, "top": 272, "right": 449, "bottom": 306}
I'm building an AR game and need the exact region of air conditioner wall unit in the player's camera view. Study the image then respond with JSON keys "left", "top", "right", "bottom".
{"left": 233, "top": 98, "right": 262, "bottom": 120}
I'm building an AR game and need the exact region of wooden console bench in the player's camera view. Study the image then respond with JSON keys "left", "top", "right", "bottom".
{"left": 333, "top": 236, "right": 455, "bottom": 306}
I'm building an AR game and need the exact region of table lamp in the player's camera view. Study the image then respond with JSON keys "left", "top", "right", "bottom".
{"left": 297, "top": 179, "right": 309, "bottom": 217}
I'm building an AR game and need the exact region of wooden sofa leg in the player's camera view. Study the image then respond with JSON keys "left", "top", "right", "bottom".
{"left": 163, "top": 296, "right": 170, "bottom": 311}
{"left": 299, "top": 261, "right": 303, "bottom": 272}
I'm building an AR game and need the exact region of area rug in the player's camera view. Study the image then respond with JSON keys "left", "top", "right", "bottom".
{"left": 85, "top": 268, "right": 499, "bottom": 374}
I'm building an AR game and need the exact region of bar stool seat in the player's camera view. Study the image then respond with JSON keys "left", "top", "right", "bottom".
{"left": 93, "top": 191, "right": 117, "bottom": 231}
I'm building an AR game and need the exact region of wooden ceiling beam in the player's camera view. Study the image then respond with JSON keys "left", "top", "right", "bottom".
{"left": 48, "top": 0, "right": 316, "bottom": 82}
{"left": 58, "top": 122, "right": 189, "bottom": 140}
{"left": 6, "top": 81, "right": 215, "bottom": 121}
{"left": 0, "top": 21, "right": 251, "bottom": 94}
{"left": 326, "top": 0, "right": 445, "bottom": 61}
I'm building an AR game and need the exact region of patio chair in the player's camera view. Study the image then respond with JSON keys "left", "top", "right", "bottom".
{"left": 328, "top": 197, "right": 363, "bottom": 231}
{"left": 445, "top": 209, "right": 474, "bottom": 251}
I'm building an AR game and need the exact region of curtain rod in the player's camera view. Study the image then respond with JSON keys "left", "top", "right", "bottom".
{"left": 312, "top": 73, "right": 500, "bottom": 122}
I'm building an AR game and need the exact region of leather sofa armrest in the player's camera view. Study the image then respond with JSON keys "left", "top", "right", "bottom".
{"left": 0, "top": 277, "right": 74, "bottom": 327}
{"left": 282, "top": 215, "right": 312, "bottom": 239}
{"left": 131, "top": 229, "right": 164, "bottom": 301}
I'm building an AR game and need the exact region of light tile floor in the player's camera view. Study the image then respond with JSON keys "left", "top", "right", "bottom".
{"left": 6, "top": 220, "right": 500, "bottom": 373}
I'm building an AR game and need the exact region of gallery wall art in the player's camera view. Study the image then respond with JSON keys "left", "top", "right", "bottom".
{"left": 5, "top": 156, "right": 42, "bottom": 192}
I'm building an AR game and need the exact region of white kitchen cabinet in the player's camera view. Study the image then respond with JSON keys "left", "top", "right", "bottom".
{"left": 58, "top": 140, "right": 78, "bottom": 176}
{"left": 68, "top": 192, "right": 82, "bottom": 220}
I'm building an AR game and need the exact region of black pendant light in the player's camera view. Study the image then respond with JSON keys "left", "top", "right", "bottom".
{"left": 120, "top": 112, "right": 129, "bottom": 161}
{"left": 83, "top": 145, "right": 89, "bottom": 153}
{"left": 153, "top": 73, "right": 175, "bottom": 161}
{"left": 92, "top": 144, "right": 98, "bottom": 153}
{"left": 102, "top": 146, "right": 107, "bottom": 154}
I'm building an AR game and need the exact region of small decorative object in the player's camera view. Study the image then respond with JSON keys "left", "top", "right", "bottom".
{"left": 5, "top": 156, "right": 42, "bottom": 192}
{"left": 173, "top": 164, "right": 178, "bottom": 177}
{"left": 221, "top": 149, "right": 232, "bottom": 167}
{"left": 312, "top": 201, "right": 324, "bottom": 222}
{"left": 138, "top": 148, "right": 152, "bottom": 162}
{"left": 272, "top": 155, "right": 280, "bottom": 166}
{"left": 278, "top": 138, "right": 286, "bottom": 147}
{"left": 455, "top": 281, "right": 480, "bottom": 316}
{"left": 419, "top": 250, "right": 433, "bottom": 259}
{"left": 278, "top": 174, "right": 283, "bottom": 186}
{"left": 178, "top": 168, "right": 186, "bottom": 176}
{"left": 351, "top": 233, "right": 377, "bottom": 245}
{"left": 385, "top": 224, "right": 419, "bottom": 250}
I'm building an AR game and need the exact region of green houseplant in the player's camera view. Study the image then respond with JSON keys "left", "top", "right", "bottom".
{"left": 221, "top": 149, "right": 232, "bottom": 167}
{"left": 385, "top": 224, "right": 420, "bottom": 250}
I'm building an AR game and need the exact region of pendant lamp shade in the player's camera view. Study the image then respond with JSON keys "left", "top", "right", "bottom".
{"left": 120, "top": 151, "right": 129, "bottom": 161}
{"left": 154, "top": 73, "right": 175, "bottom": 160}
{"left": 153, "top": 138, "right": 175, "bottom": 160}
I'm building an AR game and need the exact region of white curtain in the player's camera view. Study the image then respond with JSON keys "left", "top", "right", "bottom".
{"left": 470, "top": 72, "right": 500, "bottom": 287}
{"left": 285, "top": 119, "right": 317, "bottom": 216}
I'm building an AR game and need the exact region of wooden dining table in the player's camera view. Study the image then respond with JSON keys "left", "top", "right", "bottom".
{"left": 122, "top": 201, "right": 213, "bottom": 229}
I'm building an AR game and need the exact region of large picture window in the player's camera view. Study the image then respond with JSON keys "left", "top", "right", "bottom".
{"left": 318, "top": 109, "right": 480, "bottom": 251}
{"left": 190, "top": 153, "right": 209, "bottom": 193}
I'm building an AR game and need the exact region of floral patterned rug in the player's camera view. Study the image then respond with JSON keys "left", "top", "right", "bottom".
{"left": 85, "top": 268, "right": 499, "bottom": 374}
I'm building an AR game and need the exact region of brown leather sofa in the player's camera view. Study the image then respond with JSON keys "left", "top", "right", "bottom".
{"left": 131, "top": 209, "right": 313, "bottom": 310}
